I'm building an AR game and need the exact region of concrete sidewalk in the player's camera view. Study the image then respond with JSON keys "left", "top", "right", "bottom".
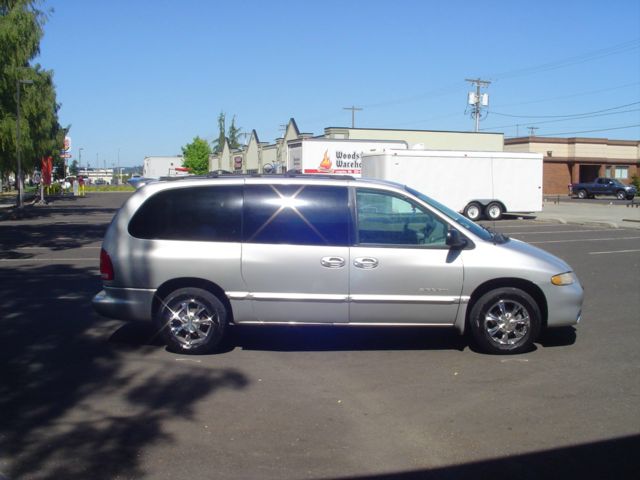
{"left": 533, "top": 199, "right": 640, "bottom": 229}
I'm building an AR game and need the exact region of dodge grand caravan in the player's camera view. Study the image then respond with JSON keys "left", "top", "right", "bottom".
{"left": 93, "top": 174, "right": 583, "bottom": 355}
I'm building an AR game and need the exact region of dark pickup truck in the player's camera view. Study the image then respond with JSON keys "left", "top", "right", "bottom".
{"left": 569, "top": 177, "right": 637, "bottom": 200}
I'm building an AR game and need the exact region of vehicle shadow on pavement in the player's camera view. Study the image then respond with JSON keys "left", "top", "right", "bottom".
{"left": 537, "top": 326, "right": 577, "bottom": 348}
{"left": 0, "top": 263, "right": 249, "bottom": 480}
{"left": 226, "top": 325, "right": 468, "bottom": 353}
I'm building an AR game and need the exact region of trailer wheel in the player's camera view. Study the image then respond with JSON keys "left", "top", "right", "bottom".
{"left": 464, "top": 202, "right": 483, "bottom": 221}
{"left": 485, "top": 202, "right": 504, "bottom": 221}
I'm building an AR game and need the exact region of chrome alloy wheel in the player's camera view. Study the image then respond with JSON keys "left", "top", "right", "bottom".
{"left": 484, "top": 299, "right": 530, "bottom": 346}
{"left": 167, "top": 297, "right": 217, "bottom": 350}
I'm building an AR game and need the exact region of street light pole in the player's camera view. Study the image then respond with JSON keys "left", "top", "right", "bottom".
{"left": 78, "top": 147, "right": 84, "bottom": 174}
{"left": 16, "top": 78, "right": 34, "bottom": 208}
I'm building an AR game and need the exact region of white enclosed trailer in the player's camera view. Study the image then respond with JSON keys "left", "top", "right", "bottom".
{"left": 287, "top": 138, "right": 407, "bottom": 176}
{"left": 361, "top": 149, "right": 543, "bottom": 220}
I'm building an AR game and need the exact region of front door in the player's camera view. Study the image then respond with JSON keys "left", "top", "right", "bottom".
{"left": 241, "top": 183, "right": 351, "bottom": 324}
{"left": 349, "top": 188, "right": 464, "bottom": 325}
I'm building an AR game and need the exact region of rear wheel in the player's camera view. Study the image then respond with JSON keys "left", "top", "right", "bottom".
{"left": 156, "top": 287, "right": 227, "bottom": 354}
{"left": 464, "top": 202, "right": 483, "bottom": 221}
{"left": 485, "top": 202, "right": 503, "bottom": 221}
{"left": 577, "top": 189, "right": 587, "bottom": 199}
{"left": 469, "top": 287, "right": 541, "bottom": 354}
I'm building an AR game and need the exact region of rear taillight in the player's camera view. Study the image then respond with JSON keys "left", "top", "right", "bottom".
{"left": 100, "top": 248, "right": 114, "bottom": 281}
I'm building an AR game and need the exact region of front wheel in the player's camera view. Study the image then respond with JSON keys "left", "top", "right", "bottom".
{"left": 469, "top": 287, "right": 541, "bottom": 354}
{"left": 616, "top": 190, "right": 626, "bottom": 200}
{"left": 485, "top": 202, "right": 504, "bottom": 221}
{"left": 464, "top": 202, "right": 483, "bottom": 221}
{"left": 156, "top": 287, "right": 227, "bottom": 354}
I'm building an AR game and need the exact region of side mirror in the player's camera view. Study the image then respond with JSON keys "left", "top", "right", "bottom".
{"left": 446, "top": 229, "right": 467, "bottom": 249}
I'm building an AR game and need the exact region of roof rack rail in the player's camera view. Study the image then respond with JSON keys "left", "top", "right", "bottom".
{"left": 202, "top": 171, "right": 356, "bottom": 180}
{"left": 283, "top": 172, "right": 355, "bottom": 180}
{"left": 206, "top": 170, "right": 235, "bottom": 178}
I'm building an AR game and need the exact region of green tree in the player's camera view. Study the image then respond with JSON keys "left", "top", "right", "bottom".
{"left": 228, "top": 115, "right": 242, "bottom": 150}
{"left": 0, "top": 1, "right": 64, "bottom": 186}
{"left": 212, "top": 112, "right": 226, "bottom": 154}
{"left": 182, "top": 136, "right": 211, "bottom": 175}
{"left": 69, "top": 159, "right": 78, "bottom": 176}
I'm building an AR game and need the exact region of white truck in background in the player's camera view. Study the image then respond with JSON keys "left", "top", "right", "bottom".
{"left": 143, "top": 156, "right": 189, "bottom": 179}
{"left": 361, "top": 149, "right": 543, "bottom": 220}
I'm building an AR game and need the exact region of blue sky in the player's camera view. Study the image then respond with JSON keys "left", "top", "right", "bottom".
{"left": 37, "top": 0, "right": 640, "bottom": 167}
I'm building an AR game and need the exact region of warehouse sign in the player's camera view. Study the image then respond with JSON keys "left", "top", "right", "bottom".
{"left": 288, "top": 139, "right": 408, "bottom": 176}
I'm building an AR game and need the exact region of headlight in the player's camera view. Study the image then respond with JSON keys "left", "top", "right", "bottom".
{"left": 551, "top": 272, "right": 575, "bottom": 286}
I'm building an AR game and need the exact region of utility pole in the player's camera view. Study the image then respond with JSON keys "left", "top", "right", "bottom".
{"left": 528, "top": 126, "right": 539, "bottom": 137}
{"left": 343, "top": 105, "right": 362, "bottom": 128}
{"left": 465, "top": 78, "right": 491, "bottom": 132}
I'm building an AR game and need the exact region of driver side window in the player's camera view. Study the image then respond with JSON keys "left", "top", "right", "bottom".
{"left": 356, "top": 189, "right": 448, "bottom": 247}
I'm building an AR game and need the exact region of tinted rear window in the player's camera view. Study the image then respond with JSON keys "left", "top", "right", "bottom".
{"left": 243, "top": 184, "right": 350, "bottom": 246}
{"left": 128, "top": 185, "right": 242, "bottom": 242}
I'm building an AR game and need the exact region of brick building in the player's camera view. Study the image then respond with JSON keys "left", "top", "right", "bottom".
{"left": 504, "top": 136, "right": 639, "bottom": 195}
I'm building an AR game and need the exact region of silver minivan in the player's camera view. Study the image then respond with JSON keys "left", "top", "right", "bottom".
{"left": 93, "top": 175, "right": 583, "bottom": 355}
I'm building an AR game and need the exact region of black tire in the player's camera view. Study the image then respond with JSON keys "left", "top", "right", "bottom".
{"left": 155, "top": 287, "right": 227, "bottom": 354}
{"left": 464, "top": 202, "right": 483, "bottom": 221}
{"left": 485, "top": 202, "right": 503, "bottom": 221}
{"left": 469, "top": 287, "right": 541, "bottom": 355}
{"left": 577, "top": 189, "right": 587, "bottom": 199}
{"left": 616, "top": 190, "right": 626, "bottom": 200}
{"left": 626, "top": 194, "right": 635, "bottom": 200}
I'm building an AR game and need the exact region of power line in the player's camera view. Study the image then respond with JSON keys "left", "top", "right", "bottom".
{"left": 487, "top": 38, "right": 640, "bottom": 81}
{"left": 481, "top": 107, "right": 640, "bottom": 131}
{"left": 490, "top": 81, "right": 640, "bottom": 109}
{"left": 488, "top": 101, "right": 640, "bottom": 119}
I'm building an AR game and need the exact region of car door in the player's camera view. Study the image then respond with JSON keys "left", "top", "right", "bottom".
{"left": 240, "top": 183, "right": 351, "bottom": 324}
{"left": 349, "top": 187, "right": 464, "bottom": 325}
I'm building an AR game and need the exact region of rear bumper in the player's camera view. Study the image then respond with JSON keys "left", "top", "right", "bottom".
{"left": 92, "top": 287, "right": 155, "bottom": 322}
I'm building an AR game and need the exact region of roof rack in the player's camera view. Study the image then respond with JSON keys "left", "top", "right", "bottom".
{"left": 203, "top": 171, "right": 356, "bottom": 181}
{"left": 283, "top": 172, "right": 356, "bottom": 180}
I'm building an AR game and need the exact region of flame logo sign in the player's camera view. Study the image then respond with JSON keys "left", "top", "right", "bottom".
{"left": 318, "top": 150, "right": 332, "bottom": 172}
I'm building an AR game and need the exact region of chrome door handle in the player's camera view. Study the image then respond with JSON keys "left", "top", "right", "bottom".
{"left": 354, "top": 257, "right": 379, "bottom": 269}
{"left": 321, "top": 256, "right": 346, "bottom": 268}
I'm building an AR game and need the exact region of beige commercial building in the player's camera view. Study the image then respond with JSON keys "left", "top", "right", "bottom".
{"left": 504, "top": 137, "right": 640, "bottom": 195}
{"left": 210, "top": 118, "right": 504, "bottom": 174}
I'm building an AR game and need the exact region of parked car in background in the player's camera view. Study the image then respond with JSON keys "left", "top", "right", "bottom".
{"left": 93, "top": 174, "right": 583, "bottom": 356}
{"left": 569, "top": 177, "right": 636, "bottom": 200}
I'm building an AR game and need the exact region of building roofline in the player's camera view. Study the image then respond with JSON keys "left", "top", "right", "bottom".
{"left": 505, "top": 136, "right": 639, "bottom": 147}
{"left": 324, "top": 126, "right": 503, "bottom": 136}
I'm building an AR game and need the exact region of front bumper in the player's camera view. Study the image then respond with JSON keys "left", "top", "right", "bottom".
{"left": 545, "top": 279, "right": 584, "bottom": 328}
{"left": 92, "top": 287, "right": 155, "bottom": 322}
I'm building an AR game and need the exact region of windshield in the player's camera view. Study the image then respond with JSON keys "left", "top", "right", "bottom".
{"left": 405, "top": 186, "right": 494, "bottom": 241}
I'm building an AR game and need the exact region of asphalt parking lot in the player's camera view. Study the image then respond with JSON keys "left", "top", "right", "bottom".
{"left": 1, "top": 192, "right": 639, "bottom": 480}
